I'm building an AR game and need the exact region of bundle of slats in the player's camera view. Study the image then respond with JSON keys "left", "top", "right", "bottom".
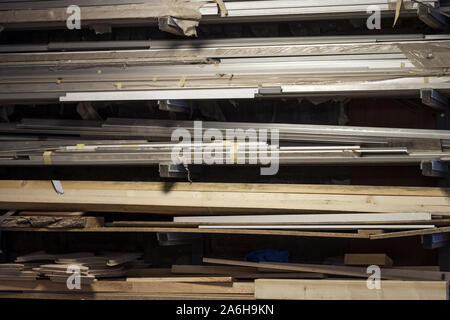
{"left": 0, "top": 117, "right": 449, "bottom": 166}
{"left": 1, "top": 34, "right": 450, "bottom": 104}
{"left": 0, "top": 0, "right": 208, "bottom": 36}
{"left": 0, "top": 0, "right": 439, "bottom": 26}
{"left": 13, "top": 251, "right": 144, "bottom": 283}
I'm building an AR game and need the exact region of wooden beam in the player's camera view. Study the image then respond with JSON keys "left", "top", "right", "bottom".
{"left": 1, "top": 227, "right": 369, "bottom": 239}
{"left": 113, "top": 220, "right": 450, "bottom": 227}
{"left": 344, "top": 254, "right": 393, "bottom": 267}
{"left": 203, "top": 258, "right": 450, "bottom": 281}
{"left": 18, "top": 211, "right": 85, "bottom": 217}
{"left": 171, "top": 265, "right": 325, "bottom": 279}
{"left": 2, "top": 180, "right": 443, "bottom": 197}
{"left": 126, "top": 277, "right": 233, "bottom": 283}
{"left": 175, "top": 213, "right": 432, "bottom": 224}
{"left": 254, "top": 279, "right": 449, "bottom": 300}
{"left": 0, "top": 180, "right": 449, "bottom": 215}
{"left": 0, "top": 280, "right": 254, "bottom": 295}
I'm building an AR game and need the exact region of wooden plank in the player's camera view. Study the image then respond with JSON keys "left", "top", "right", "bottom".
{"left": 18, "top": 211, "right": 85, "bottom": 217}
{"left": 0, "top": 180, "right": 449, "bottom": 215}
{"left": 126, "top": 277, "right": 233, "bottom": 283}
{"left": 199, "top": 225, "right": 435, "bottom": 230}
{"left": 357, "top": 229, "right": 384, "bottom": 236}
{"left": 0, "top": 280, "right": 254, "bottom": 294}
{"left": 175, "top": 213, "right": 432, "bottom": 224}
{"left": 394, "top": 266, "right": 440, "bottom": 271}
{"left": 370, "top": 227, "right": 450, "bottom": 239}
{"left": 344, "top": 254, "right": 393, "bottom": 267}
{"left": 15, "top": 251, "right": 95, "bottom": 263}
{"left": 0, "top": 2, "right": 204, "bottom": 24}
{"left": 203, "top": 258, "right": 450, "bottom": 281}
{"left": 113, "top": 219, "right": 450, "bottom": 227}
{"left": 1, "top": 227, "right": 369, "bottom": 239}
{"left": 0, "top": 264, "right": 24, "bottom": 269}
{"left": 2, "top": 180, "right": 444, "bottom": 197}
{"left": 113, "top": 221, "right": 198, "bottom": 228}
{"left": 0, "top": 292, "right": 256, "bottom": 300}
{"left": 125, "top": 268, "right": 172, "bottom": 277}
{"left": 172, "top": 265, "right": 258, "bottom": 275}
{"left": 254, "top": 279, "right": 449, "bottom": 300}
{"left": 171, "top": 265, "right": 325, "bottom": 279}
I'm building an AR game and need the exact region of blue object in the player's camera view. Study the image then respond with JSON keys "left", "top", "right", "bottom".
{"left": 245, "top": 250, "right": 289, "bottom": 263}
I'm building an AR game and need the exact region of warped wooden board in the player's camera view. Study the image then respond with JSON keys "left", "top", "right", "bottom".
{"left": 126, "top": 277, "right": 234, "bottom": 283}
{"left": 0, "top": 180, "right": 449, "bottom": 214}
{"left": 15, "top": 251, "right": 95, "bottom": 263}
{"left": 394, "top": 266, "right": 440, "bottom": 271}
{"left": 125, "top": 268, "right": 172, "bottom": 277}
{"left": 18, "top": 211, "right": 86, "bottom": 217}
{"left": 0, "top": 279, "right": 254, "bottom": 294}
{"left": 254, "top": 280, "right": 449, "bottom": 300}
{"left": 1, "top": 227, "right": 369, "bottom": 239}
{"left": 107, "top": 253, "right": 142, "bottom": 267}
{"left": 175, "top": 213, "right": 432, "bottom": 224}
{"left": 370, "top": 227, "right": 450, "bottom": 239}
{"left": 344, "top": 254, "right": 393, "bottom": 267}
{"left": 171, "top": 265, "right": 325, "bottom": 279}
{"left": 203, "top": 258, "right": 450, "bottom": 281}
{"left": 172, "top": 265, "right": 259, "bottom": 275}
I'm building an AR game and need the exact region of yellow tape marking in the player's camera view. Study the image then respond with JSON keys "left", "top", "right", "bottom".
{"left": 43, "top": 151, "right": 53, "bottom": 165}
{"left": 179, "top": 76, "right": 187, "bottom": 87}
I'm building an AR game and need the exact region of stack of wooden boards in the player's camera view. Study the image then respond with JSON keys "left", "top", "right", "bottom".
{"left": 0, "top": 254, "right": 448, "bottom": 300}
{"left": 8, "top": 251, "right": 144, "bottom": 283}
{"left": 0, "top": 264, "right": 38, "bottom": 281}
{"left": 2, "top": 180, "right": 450, "bottom": 239}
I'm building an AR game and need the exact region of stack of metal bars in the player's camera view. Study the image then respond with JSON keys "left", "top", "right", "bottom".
{"left": 1, "top": 34, "right": 449, "bottom": 103}
{"left": 0, "top": 118, "right": 449, "bottom": 166}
